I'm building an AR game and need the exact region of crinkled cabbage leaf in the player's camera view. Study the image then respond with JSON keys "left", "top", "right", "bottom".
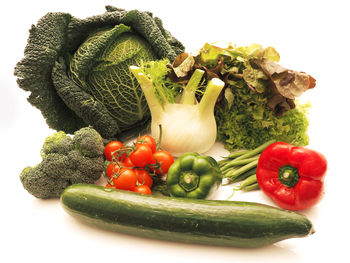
{"left": 14, "top": 6, "right": 184, "bottom": 138}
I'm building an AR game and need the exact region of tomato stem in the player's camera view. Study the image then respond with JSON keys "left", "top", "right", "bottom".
{"left": 157, "top": 124, "right": 163, "bottom": 150}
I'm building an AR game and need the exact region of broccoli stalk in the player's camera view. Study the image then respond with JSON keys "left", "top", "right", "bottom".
{"left": 20, "top": 127, "right": 105, "bottom": 199}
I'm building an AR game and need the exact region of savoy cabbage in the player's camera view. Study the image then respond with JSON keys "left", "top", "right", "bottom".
{"left": 14, "top": 6, "right": 184, "bottom": 139}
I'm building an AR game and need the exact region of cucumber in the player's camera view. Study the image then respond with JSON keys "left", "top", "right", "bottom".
{"left": 60, "top": 184, "right": 314, "bottom": 248}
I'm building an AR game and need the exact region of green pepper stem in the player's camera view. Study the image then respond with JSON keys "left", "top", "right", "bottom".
{"left": 179, "top": 172, "right": 200, "bottom": 192}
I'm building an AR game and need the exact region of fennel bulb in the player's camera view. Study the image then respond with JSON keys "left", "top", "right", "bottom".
{"left": 130, "top": 62, "right": 224, "bottom": 156}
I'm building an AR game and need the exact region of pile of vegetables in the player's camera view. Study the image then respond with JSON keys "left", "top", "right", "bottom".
{"left": 15, "top": 5, "right": 329, "bottom": 248}
{"left": 167, "top": 43, "right": 314, "bottom": 150}
{"left": 14, "top": 6, "right": 313, "bottom": 152}
{"left": 219, "top": 141, "right": 327, "bottom": 211}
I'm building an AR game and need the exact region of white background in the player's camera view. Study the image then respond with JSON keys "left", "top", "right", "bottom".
{"left": 1, "top": 0, "right": 349, "bottom": 262}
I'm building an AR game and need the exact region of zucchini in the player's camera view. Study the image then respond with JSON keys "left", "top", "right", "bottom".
{"left": 60, "top": 184, "right": 314, "bottom": 248}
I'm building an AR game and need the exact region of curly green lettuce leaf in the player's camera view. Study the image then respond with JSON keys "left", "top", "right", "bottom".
{"left": 215, "top": 85, "right": 310, "bottom": 150}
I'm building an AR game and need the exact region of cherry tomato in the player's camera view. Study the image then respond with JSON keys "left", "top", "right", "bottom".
{"left": 112, "top": 168, "right": 137, "bottom": 190}
{"left": 104, "top": 141, "right": 127, "bottom": 162}
{"left": 106, "top": 162, "right": 122, "bottom": 179}
{"left": 122, "top": 157, "right": 134, "bottom": 168}
{"left": 129, "top": 144, "right": 156, "bottom": 167}
{"left": 153, "top": 150, "right": 174, "bottom": 175}
{"left": 135, "top": 169, "right": 153, "bottom": 188}
{"left": 136, "top": 135, "right": 157, "bottom": 153}
{"left": 133, "top": 185, "right": 152, "bottom": 195}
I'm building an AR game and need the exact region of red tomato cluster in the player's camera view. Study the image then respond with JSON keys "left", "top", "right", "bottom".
{"left": 104, "top": 135, "right": 174, "bottom": 195}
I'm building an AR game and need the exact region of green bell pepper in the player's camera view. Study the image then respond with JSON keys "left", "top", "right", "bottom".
{"left": 166, "top": 153, "right": 221, "bottom": 199}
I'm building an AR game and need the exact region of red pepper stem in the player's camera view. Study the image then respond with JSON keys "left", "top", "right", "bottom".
{"left": 278, "top": 165, "right": 300, "bottom": 188}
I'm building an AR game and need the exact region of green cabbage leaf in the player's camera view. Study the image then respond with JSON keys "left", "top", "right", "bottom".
{"left": 14, "top": 6, "right": 184, "bottom": 138}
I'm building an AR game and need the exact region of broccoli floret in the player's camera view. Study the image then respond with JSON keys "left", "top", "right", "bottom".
{"left": 39, "top": 153, "right": 72, "bottom": 180}
{"left": 73, "top": 127, "right": 105, "bottom": 158}
{"left": 41, "top": 131, "right": 74, "bottom": 158}
{"left": 20, "top": 165, "right": 70, "bottom": 199}
{"left": 67, "top": 151, "right": 104, "bottom": 184}
{"left": 20, "top": 127, "right": 105, "bottom": 199}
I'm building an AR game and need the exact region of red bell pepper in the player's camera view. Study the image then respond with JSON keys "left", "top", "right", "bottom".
{"left": 256, "top": 142, "right": 327, "bottom": 211}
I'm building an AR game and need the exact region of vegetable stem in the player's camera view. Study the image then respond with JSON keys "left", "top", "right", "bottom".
{"left": 181, "top": 69, "right": 204, "bottom": 105}
{"left": 226, "top": 160, "right": 259, "bottom": 180}
{"left": 198, "top": 78, "right": 225, "bottom": 116}
{"left": 238, "top": 174, "right": 257, "bottom": 190}
{"left": 241, "top": 183, "right": 259, "bottom": 191}
{"left": 155, "top": 83, "right": 169, "bottom": 105}
{"left": 235, "top": 140, "right": 276, "bottom": 161}
{"left": 226, "top": 167, "right": 257, "bottom": 181}
{"left": 221, "top": 156, "right": 260, "bottom": 172}
{"left": 226, "top": 150, "right": 250, "bottom": 160}
{"left": 221, "top": 167, "right": 257, "bottom": 185}
{"left": 130, "top": 66, "right": 164, "bottom": 122}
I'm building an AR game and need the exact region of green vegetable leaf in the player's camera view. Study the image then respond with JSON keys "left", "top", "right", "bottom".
{"left": 189, "top": 42, "right": 314, "bottom": 149}
{"left": 14, "top": 6, "right": 185, "bottom": 138}
{"left": 215, "top": 84, "right": 310, "bottom": 150}
{"left": 263, "top": 46, "right": 280, "bottom": 62}
{"left": 200, "top": 43, "right": 233, "bottom": 64}
{"left": 69, "top": 25, "right": 157, "bottom": 130}
{"left": 242, "top": 63, "right": 268, "bottom": 93}
{"left": 245, "top": 43, "right": 264, "bottom": 57}
{"left": 69, "top": 24, "right": 132, "bottom": 89}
